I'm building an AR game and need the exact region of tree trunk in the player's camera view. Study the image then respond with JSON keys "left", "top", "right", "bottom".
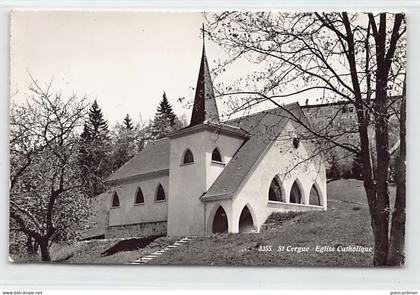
{"left": 363, "top": 184, "right": 389, "bottom": 266}
{"left": 342, "top": 13, "right": 387, "bottom": 265}
{"left": 388, "top": 173, "right": 406, "bottom": 265}
{"left": 372, "top": 116, "right": 391, "bottom": 267}
{"left": 33, "top": 240, "right": 39, "bottom": 255}
{"left": 388, "top": 83, "right": 406, "bottom": 266}
{"left": 371, "top": 207, "right": 390, "bottom": 265}
{"left": 26, "top": 236, "right": 34, "bottom": 255}
{"left": 39, "top": 239, "right": 51, "bottom": 262}
{"left": 370, "top": 13, "right": 391, "bottom": 266}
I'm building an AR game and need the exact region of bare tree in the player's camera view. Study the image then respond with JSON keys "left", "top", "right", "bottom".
{"left": 206, "top": 12, "right": 406, "bottom": 265}
{"left": 10, "top": 77, "right": 90, "bottom": 261}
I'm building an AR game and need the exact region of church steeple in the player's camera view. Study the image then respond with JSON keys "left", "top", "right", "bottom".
{"left": 189, "top": 25, "right": 220, "bottom": 127}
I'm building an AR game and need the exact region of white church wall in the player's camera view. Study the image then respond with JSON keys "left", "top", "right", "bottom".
{"left": 230, "top": 121, "right": 327, "bottom": 233}
{"left": 168, "top": 128, "right": 245, "bottom": 236}
{"left": 108, "top": 174, "right": 169, "bottom": 227}
{"left": 168, "top": 130, "right": 209, "bottom": 236}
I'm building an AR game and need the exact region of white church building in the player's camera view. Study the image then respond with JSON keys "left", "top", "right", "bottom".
{"left": 103, "top": 40, "right": 327, "bottom": 238}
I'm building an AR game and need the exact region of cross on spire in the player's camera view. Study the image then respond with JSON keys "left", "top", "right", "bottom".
{"left": 201, "top": 23, "right": 205, "bottom": 48}
{"left": 189, "top": 25, "right": 220, "bottom": 127}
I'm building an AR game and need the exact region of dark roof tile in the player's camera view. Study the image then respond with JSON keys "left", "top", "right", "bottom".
{"left": 106, "top": 103, "right": 304, "bottom": 196}
{"left": 106, "top": 138, "right": 170, "bottom": 182}
{"left": 201, "top": 103, "right": 301, "bottom": 201}
{"left": 189, "top": 44, "right": 220, "bottom": 126}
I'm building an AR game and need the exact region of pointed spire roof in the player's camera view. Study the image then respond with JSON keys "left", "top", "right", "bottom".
{"left": 189, "top": 25, "right": 220, "bottom": 127}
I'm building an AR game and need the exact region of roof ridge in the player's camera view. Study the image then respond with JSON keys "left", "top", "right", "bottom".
{"left": 148, "top": 137, "right": 169, "bottom": 143}
{"left": 224, "top": 102, "right": 299, "bottom": 123}
{"left": 202, "top": 106, "right": 295, "bottom": 202}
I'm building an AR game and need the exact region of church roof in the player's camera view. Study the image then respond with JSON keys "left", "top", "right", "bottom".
{"left": 168, "top": 121, "right": 248, "bottom": 139}
{"left": 106, "top": 138, "right": 170, "bottom": 183}
{"left": 189, "top": 42, "right": 220, "bottom": 126}
{"left": 106, "top": 103, "right": 304, "bottom": 190}
{"left": 201, "top": 102, "right": 303, "bottom": 202}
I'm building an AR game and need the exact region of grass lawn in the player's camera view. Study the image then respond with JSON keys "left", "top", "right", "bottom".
{"left": 152, "top": 205, "right": 373, "bottom": 266}
{"left": 151, "top": 179, "right": 392, "bottom": 266}
{"left": 40, "top": 179, "right": 392, "bottom": 266}
{"left": 50, "top": 236, "right": 179, "bottom": 265}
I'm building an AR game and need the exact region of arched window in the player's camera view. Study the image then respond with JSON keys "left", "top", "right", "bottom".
{"left": 290, "top": 180, "right": 303, "bottom": 204}
{"left": 239, "top": 205, "right": 256, "bottom": 233}
{"left": 134, "top": 187, "right": 144, "bottom": 204}
{"left": 268, "top": 176, "right": 284, "bottom": 202}
{"left": 211, "top": 148, "right": 222, "bottom": 162}
{"left": 155, "top": 184, "right": 166, "bottom": 201}
{"left": 183, "top": 149, "right": 194, "bottom": 164}
{"left": 112, "top": 192, "right": 120, "bottom": 207}
{"left": 309, "top": 184, "right": 321, "bottom": 206}
{"left": 292, "top": 138, "right": 300, "bottom": 149}
{"left": 212, "top": 206, "right": 228, "bottom": 233}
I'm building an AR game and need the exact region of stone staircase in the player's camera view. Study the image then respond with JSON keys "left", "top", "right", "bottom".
{"left": 129, "top": 236, "right": 193, "bottom": 265}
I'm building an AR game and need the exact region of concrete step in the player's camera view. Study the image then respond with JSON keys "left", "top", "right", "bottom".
{"left": 130, "top": 236, "right": 196, "bottom": 265}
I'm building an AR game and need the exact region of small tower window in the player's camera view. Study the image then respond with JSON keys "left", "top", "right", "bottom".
{"left": 183, "top": 149, "right": 194, "bottom": 164}
{"left": 112, "top": 192, "right": 120, "bottom": 207}
{"left": 134, "top": 187, "right": 144, "bottom": 204}
{"left": 211, "top": 148, "right": 222, "bottom": 162}
{"left": 292, "top": 138, "right": 300, "bottom": 149}
{"left": 155, "top": 184, "right": 166, "bottom": 201}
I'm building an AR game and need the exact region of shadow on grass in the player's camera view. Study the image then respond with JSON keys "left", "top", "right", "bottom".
{"left": 101, "top": 235, "right": 162, "bottom": 256}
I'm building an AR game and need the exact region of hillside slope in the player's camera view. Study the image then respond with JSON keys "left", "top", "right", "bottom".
{"left": 151, "top": 179, "right": 395, "bottom": 266}
{"left": 54, "top": 179, "right": 394, "bottom": 266}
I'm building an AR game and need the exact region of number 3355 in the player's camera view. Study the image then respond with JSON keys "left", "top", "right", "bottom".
{"left": 258, "top": 245, "right": 272, "bottom": 252}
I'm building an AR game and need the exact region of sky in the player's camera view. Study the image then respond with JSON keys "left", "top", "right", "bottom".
{"left": 10, "top": 10, "right": 322, "bottom": 127}
{"left": 10, "top": 11, "right": 238, "bottom": 126}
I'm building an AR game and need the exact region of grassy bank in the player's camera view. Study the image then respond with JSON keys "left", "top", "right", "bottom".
{"left": 49, "top": 236, "right": 179, "bottom": 265}
{"left": 151, "top": 179, "right": 395, "bottom": 266}
{"left": 16, "top": 179, "right": 390, "bottom": 266}
{"left": 152, "top": 203, "right": 373, "bottom": 266}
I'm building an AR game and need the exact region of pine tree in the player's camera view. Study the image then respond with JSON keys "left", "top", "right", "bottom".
{"left": 88, "top": 100, "right": 109, "bottom": 140}
{"left": 111, "top": 116, "right": 135, "bottom": 171}
{"left": 157, "top": 92, "right": 176, "bottom": 126}
{"left": 149, "top": 92, "right": 179, "bottom": 140}
{"left": 123, "top": 114, "right": 134, "bottom": 130}
{"left": 78, "top": 100, "right": 112, "bottom": 197}
{"left": 80, "top": 122, "right": 91, "bottom": 141}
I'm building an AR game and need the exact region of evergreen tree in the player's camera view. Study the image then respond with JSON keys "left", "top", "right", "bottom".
{"left": 79, "top": 100, "right": 112, "bottom": 197}
{"left": 80, "top": 122, "right": 91, "bottom": 141}
{"left": 88, "top": 100, "right": 109, "bottom": 139}
{"left": 149, "top": 92, "right": 182, "bottom": 140}
{"left": 110, "top": 114, "right": 148, "bottom": 172}
{"left": 123, "top": 114, "right": 134, "bottom": 130}
{"left": 157, "top": 92, "right": 176, "bottom": 126}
